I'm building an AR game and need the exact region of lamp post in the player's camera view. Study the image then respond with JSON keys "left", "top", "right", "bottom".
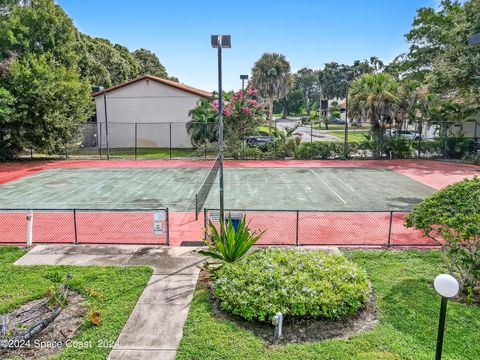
{"left": 433, "top": 274, "right": 459, "bottom": 360}
{"left": 211, "top": 35, "right": 231, "bottom": 226}
{"left": 240, "top": 74, "right": 249, "bottom": 91}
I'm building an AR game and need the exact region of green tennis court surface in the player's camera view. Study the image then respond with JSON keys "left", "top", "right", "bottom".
{"left": 0, "top": 167, "right": 435, "bottom": 211}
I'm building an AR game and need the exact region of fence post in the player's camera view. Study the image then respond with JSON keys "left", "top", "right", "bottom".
{"left": 134, "top": 123, "right": 138, "bottom": 160}
{"left": 310, "top": 121, "right": 313, "bottom": 159}
{"left": 295, "top": 210, "right": 299, "bottom": 246}
{"left": 73, "top": 209, "right": 78, "bottom": 244}
{"left": 195, "top": 194, "right": 198, "bottom": 221}
{"left": 165, "top": 208, "right": 170, "bottom": 246}
{"left": 99, "top": 123, "right": 102, "bottom": 160}
{"left": 169, "top": 122, "right": 172, "bottom": 160}
{"left": 204, "top": 208, "right": 208, "bottom": 241}
{"left": 26, "top": 210, "right": 33, "bottom": 247}
{"left": 204, "top": 122, "right": 208, "bottom": 160}
{"left": 387, "top": 211, "right": 393, "bottom": 247}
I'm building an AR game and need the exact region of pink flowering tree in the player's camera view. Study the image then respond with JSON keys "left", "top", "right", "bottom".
{"left": 188, "top": 88, "right": 267, "bottom": 149}
{"left": 217, "top": 88, "right": 267, "bottom": 148}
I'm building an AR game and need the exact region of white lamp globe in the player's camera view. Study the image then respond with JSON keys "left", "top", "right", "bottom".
{"left": 434, "top": 274, "right": 459, "bottom": 298}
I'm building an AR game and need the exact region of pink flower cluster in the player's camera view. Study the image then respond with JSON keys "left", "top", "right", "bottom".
{"left": 242, "top": 107, "right": 252, "bottom": 116}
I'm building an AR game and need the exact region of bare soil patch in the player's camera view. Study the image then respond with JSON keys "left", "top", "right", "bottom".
{"left": 0, "top": 292, "right": 86, "bottom": 360}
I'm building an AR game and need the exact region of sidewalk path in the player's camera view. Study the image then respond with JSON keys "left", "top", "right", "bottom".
{"left": 15, "top": 244, "right": 203, "bottom": 360}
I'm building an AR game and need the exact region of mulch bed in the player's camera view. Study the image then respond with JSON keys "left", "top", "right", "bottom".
{"left": 199, "top": 270, "right": 378, "bottom": 344}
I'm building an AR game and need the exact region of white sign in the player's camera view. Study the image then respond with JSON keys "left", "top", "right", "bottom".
{"left": 209, "top": 211, "right": 220, "bottom": 221}
{"left": 153, "top": 221, "right": 164, "bottom": 236}
{"left": 153, "top": 211, "right": 165, "bottom": 221}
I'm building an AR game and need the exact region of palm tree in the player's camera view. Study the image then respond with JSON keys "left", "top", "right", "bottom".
{"left": 186, "top": 97, "right": 218, "bottom": 147}
{"left": 251, "top": 53, "right": 292, "bottom": 126}
{"left": 348, "top": 73, "right": 399, "bottom": 157}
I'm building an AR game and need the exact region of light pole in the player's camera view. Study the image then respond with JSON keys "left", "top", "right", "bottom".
{"left": 240, "top": 74, "right": 248, "bottom": 91}
{"left": 433, "top": 274, "right": 459, "bottom": 360}
{"left": 211, "top": 35, "right": 231, "bottom": 226}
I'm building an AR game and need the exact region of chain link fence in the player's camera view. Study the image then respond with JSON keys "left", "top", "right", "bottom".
{"left": 0, "top": 208, "right": 169, "bottom": 245}
{"left": 20, "top": 119, "right": 479, "bottom": 162}
{"left": 204, "top": 209, "right": 438, "bottom": 247}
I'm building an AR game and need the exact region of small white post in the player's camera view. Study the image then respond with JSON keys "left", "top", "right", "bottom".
{"left": 26, "top": 210, "right": 33, "bottom": 247}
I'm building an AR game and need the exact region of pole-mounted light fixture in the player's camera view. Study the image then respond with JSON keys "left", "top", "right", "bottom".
{"left": 240, "top": 74, "right": 249, "bottom": 90}
{"left": 211, "top": 35, "right": 231, "bottom": 226}
{"left": 433, "top": 274, "right": 459, "bottom": 360}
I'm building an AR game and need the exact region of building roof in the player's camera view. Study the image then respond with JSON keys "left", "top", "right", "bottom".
{"left": 92, "top": 74, "right": 212, "bottom": 98}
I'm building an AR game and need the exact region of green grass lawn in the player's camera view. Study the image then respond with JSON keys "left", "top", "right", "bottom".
{"left": 177, "top": 250, "right": 480, "bottom": 360}
{"left": 0, "top": 247, "right": 152, "bottom": 359}
{"left": 68, "top": 147, "right": 213, "bottom": 159}
{"left": 326, "top": 131, "right": 369, "bottom": 143}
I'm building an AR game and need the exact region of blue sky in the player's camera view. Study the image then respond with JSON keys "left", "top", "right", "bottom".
{"left": 57, "top": 0, "right": 440, "bottom": 92}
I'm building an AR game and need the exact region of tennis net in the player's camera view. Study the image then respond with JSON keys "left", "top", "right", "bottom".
{"left": 195, "top": 155, "right": 220, "bottom": 219}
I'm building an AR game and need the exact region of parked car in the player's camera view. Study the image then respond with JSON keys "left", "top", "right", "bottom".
{"left": 328, "top": 118, "right": 346, "bottom": 125}
{"left": 245, "top": 136, "right": 275, "bottom": 147}
{"left": 386, "top": 129, "right": 422, "bottom": 141}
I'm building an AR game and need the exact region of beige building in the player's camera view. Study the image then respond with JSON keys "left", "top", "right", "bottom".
{"left": 93, "top": 74, "right": 211, "bottom": 148}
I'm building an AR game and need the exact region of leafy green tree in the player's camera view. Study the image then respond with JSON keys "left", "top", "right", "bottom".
{"left": 273, "top": 87, "right": 303, "bottom": 117}
{"left": 187, "top": 97, "right": 218, "bottom": 146}
{"left": 389, "top": 0, "right": 464, "bottom": 81}
{"left": 77, "top": 35, "right": 140, "bottom": 87}
{"left": 0, "top": 0, "right": 78, "bottom": 68}
{"left": 0, "top": 86, "right": 16, "bottom": 159}
{"left": 251, "top": 53, "right": 292, "bottom": 126}
{"left": 295, "top": 68, "right": 320, "bottom": 116}
{"left": 406, "top": 177, "right": 480, "bottom": 301}
{"left": 349, "top": 73, "right": 399, "bottom": 157}
{"left": 132, "top": 48, "right": 168, "bottom": 78}
{"left": 329, "top": 101, "right": 341, "bottom": 119}
{"left": 6, "top": 55, "right": 93, "bottom": 156}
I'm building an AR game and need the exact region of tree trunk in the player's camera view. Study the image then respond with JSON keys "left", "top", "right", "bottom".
{"left": 268, "top": 95, "right": 274, "bottom": 135}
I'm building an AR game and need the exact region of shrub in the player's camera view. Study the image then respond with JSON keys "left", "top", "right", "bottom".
{"left": 298, "top": 142, "right": 344, "bottom": 159}
{"left": 214, "top": 249, "right": 370, "bottom": 321}
{"left": 385, "top": 135, "right": 413, "bottom": 159}
{"left": 405, "top": 177, "right": 480, "bottom": 301}
{"left": 199, "top": 216, "right": 264, "bottom": 265}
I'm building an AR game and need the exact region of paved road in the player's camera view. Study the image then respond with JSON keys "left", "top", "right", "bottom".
{"left": 274, "top": 117, "right": 342, "bottom": 142}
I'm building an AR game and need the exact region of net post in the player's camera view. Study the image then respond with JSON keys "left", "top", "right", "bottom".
{"left": 166, "top": 208, "right": 170, "bottom": 246}
{"left": 295, "top": 210, "right": 300, "bottom": 246}
{"left": 73, "top": 209, "right": 78, "bottom": 244}
{"left": 387, "top": 211, "right": 393, "bottom": 247}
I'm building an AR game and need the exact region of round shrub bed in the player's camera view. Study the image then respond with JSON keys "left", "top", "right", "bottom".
{"left": 214, "top": 249, "right": 370, "bottom": 322}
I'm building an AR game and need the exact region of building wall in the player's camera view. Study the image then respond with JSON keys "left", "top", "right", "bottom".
{"left": 95, "top": 79, "right": 203, "bottom": 148}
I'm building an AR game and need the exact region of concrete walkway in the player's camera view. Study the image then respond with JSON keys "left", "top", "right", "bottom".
{"left": 15, "top": 244, "right": 204, "bottom": 360}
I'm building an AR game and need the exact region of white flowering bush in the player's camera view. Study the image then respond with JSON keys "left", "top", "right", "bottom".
{"left": 214, "top": 249, "right": 370, "bottom": 321}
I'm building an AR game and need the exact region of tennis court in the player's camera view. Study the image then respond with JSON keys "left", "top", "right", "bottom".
{"left": 0, "top": 166, "right": 434, "bottom": 211}
{"left": 1, "top": 159, "right": 476, "bottom": 247}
